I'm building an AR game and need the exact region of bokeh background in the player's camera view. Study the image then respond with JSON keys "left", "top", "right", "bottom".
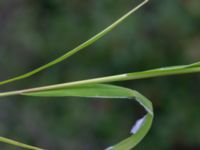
{"left": 0, "top": 0, "right": 200, "bottom": 149}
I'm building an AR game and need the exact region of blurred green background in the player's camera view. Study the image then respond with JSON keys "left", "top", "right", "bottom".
{"left": 0, "top": 0, "right": 200, "bottom": 149}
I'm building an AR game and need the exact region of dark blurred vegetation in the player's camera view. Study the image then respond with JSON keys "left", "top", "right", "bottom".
{"left": 0, "top": 0, "right": 200, "bottom": 150}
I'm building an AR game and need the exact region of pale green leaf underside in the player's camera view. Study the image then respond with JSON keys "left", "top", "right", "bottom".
{"left": 23, "top": 84, "right": 154, "bottom": 150}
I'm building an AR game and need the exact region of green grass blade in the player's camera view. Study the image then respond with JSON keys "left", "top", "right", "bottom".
{"left": 23, "top": 84, "right": 153, "bottom": 150}
{"left": 1, "top": 60, "right": 200, "bottom": 98}
{"left": 0, "top": 137, "right": 44, "bottom": 150}
{"left": 0, "top": 0, "right": 149, "bottom": 86}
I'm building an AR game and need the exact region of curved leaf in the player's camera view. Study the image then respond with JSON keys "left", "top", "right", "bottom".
{"left": 23, "top": 84, "right": 153, "bottom": 150}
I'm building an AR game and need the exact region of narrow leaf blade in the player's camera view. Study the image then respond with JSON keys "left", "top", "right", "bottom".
{"left": 0, "top": 137, "right": 44, "bottom": 150}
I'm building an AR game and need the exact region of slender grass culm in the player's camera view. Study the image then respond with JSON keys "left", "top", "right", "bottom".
{"left": 0, "top": 0, "right": 199, "bottom": 150}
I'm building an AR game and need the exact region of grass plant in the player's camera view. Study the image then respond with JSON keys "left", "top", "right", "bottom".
{"left": 0, "top": 0, "right": 199, "bottom": 149}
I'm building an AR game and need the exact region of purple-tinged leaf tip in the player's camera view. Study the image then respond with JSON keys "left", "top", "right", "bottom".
{"left": 130, "top": 115, "right": 147, "bottom": 134}
{"left": 105, "top": 146, "right": 114, "bottom": 150}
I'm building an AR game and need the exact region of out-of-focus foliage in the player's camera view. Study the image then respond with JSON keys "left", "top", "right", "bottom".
{"left": 0, "top": 0, "right": 200, "bottom": 150}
